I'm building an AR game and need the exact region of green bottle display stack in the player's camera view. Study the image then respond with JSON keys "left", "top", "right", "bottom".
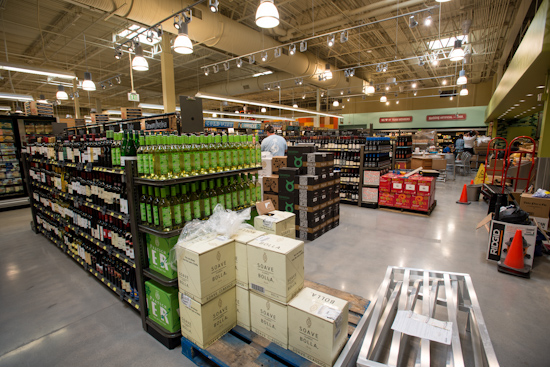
{"left": 139, "top": 173, "right": 262, "bottom": 232}
{"left": 132, "top": 132, "right": 261, "bottom": 179}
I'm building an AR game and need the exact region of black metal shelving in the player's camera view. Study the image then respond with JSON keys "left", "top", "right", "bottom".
{"left": 143, "top": 268, "right": 178, "bottom": 288}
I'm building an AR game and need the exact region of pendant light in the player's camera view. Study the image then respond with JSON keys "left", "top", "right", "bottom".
{"left": 132, "top": 43, "right": 149, "bottom": 71}
{"left": 457, "top": 69, "right": 467, "bottom": 85}
{"left": 333, "top": 100, "right": 339, "bottom": 107}
{"left": 380, "top": 94, "right": 387, "bottom": 103}
{"left": 449, "top": 40, "right": 465, "bottom": 61}
{"left": 460, "top": 85, "right": 469, "bottom": 96}
{"left": 174, "top": 16, "right": 193, "bottom": 54}
{"left": 56, "top": 85, "right": 68, "bottom": 100}
{"left": 82, "top": 72, "right": 96, "bottom": 91}
{"left": 255, "top": 0, "right": 280, "bottom": 29}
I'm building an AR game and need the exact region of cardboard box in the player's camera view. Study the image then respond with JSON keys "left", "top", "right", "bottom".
{"left": 287, "top": 145, "right": 315, "bottom": 173}
{"left": 391, "top": 176, "right": 405, "bottom": 194}
{"left": 432, "top": 159, "right": 447, "bottom": 170}
{"left": 272, "top": 156, "right": 287, "bottom": 173}
{"left": 288, "top": 287, "right": 349, "bottom": 367}
{"left": 145, "top": 280, "right": 181, "bottom": 333}
{"left": 232, "top": 228, "right": 266, "bottom": 288}
{"left": 176, "top": 234, "right": 236, "bottom": 303}
{"left": 416, "top": 176, "right": 435, "bottom": 196}
{"left": 263, "top": 194, "right": 279, "bottom": 210}
{"left": 486, "top": 220, "right": 537, "bottom": 268}
{"left": 254, "top": 210, "right": 296, "bottom": 238}
{"left": 179, "top": 288, "right": 236, "bottom": 349}
{"left": 520, "top": 194, "right": 550, "bottom": 220}
{"left": 403, "top": 177, "right": 417, "bottom": 195}
{"left": 394, "top": 193, "right": 412, "bottom": 209}
{"left": 146, "top": 233, "right": 178, "bottom": 279}
{"left": 236, "top": 286, "right": 251, "bottom": 330}
{"left": 263, "top": 175, "right": 279, "bottom": 193}
{"left": 411, "top": 157, "right": 432, "bottom": 170}
{"left": 278, "top": 168, "right": 300, "bottom": 196}
{"left": 278, "top": 193, "right": 298, "bottom": 214}
{"left": 247, "top": 234, "right": 304, "bottom": 303}
{"left": 411, "top": 194, "right": 431, "bottom": 211}
{"left": 395, "top": 161, "right": 410, "bottom": 169}
{"left": 249, "top": 291, "right": 288, "bottom": 348}
{"left": 378, "top": 192, "right": 395, "bottom": 207}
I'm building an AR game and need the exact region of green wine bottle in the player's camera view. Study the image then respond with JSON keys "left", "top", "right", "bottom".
{"left": 189, "top": 182, "right": 201, "bottom": 219}
{"left": 191, "top": 135, "right": 201, "bottom": 176}
{"left": 146, "top": 186, "right": 154, "bottom": 225}
{"left": 152, "top": 187, "right": 161, "bottom": 229}
{"left": 208, "top": 179, "right": 218, "bottom": 211}
{"left": 137, "top": 134, "right": 146, "bottom": 177}
{"left": 159, "top": 186, "right": 172, "bottom": 231}
{"left": 215, "top": 178, "right": 224, "bottom": 209}
{"left": 208, "top": 134, "right": 217, "bottom": 174}
{"left": 243, "top": 173, "right": 251, "bottom": 207}
{"left": 215, "top": 134, "right": 224, "bottom": 172}
{"left": 222, "top": 134, "right": 231, "bottom": 171}
{"left": 230, "top": 135, "right": 238, "bottom": 170}
{"left": 139, "top": 186, "right": 148, "bottom": 223}
{"left": 181, "top": 183, "right": 192, "bottom": 223}
{"left": 170, "top": 185, "right": 182, "bottom": 229}
{"left": 223, "top": 177, "right": 232, "bottom": 210}
{"left": 255, "top": 173, "right": 262, "bottom": 203}
{"left": 230, "top": 176, "right": 239, "bottom": 210}
{"left": 199, "top": 180, "right": 211, "bottom": 218}
{"left": 248, "top": 173, "right": 256, "bottom": 205}
{"left": 237, "top": 174, "right": 246, "bottom": 209}
{"left": 171, "top": 135, "right": 182, "bottom": 178}
{"left": 237, "top": 135, "right": 245, "bottom": 169}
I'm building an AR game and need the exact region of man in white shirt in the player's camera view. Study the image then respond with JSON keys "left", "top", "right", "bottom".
{"left": 261, "top": 125, "right": 287, "bottom": 157}
{"left": 463, "top": 131, "right": 478, "bottom": 155}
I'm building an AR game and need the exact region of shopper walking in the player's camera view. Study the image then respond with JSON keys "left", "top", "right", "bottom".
{"left": 454, "top": 134, "right": 464, "bottom": 158}
{"left": 261, "top": 124, "right": 287, "bottom": 157}
{"left": 463, "top": 131, "right": 478, "bottom": 155}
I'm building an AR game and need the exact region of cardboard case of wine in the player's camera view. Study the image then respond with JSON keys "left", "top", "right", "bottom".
{"left": 236, "top": 285, "right": 251, "bottom": 330}
{"left": 247, "top": 234, "right": 304, "bottom": 304}
{"left": 249, "top": 291, "right": 288, "bottom": 349}
{"left": 178, "top": 288, "right": 236, "bottom": 349}
{"left": 176, "top": 234, "right": 236, "bottom": 304}
{"left": 232, "top": 227, "right": 266, "bottom": 288}
{"left": 254, "top": 210, "right": 296, "bottom": 238}
{"left": 287, "top": 287, "right": 349, "bottom": 367}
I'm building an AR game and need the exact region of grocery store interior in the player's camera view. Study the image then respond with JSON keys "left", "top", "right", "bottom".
{"left": 1, "top": 0, "right": 549, "bottom": 367}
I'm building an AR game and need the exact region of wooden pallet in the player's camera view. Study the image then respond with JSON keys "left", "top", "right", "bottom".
{"left": 181, "top": 280, "right": 370, "bottom": 367}
{"left": 378, "top": 200, "right": 437, "bottom": 217}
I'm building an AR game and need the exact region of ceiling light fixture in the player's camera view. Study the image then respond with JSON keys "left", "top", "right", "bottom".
{"left": 236, "top": 59, "right": 243, "bottom": 68}
{"left": 255, "top": 0, "right": 280, "bottom": 29}
{"left": 411, "top": 82, "right": 417, "bottom": 89}
{"left": 380, "top": 94, "right": 387, "bottom": 103}
{"left": 322, "top": 64, "right": 333, "bottom": 81}
{"left": 261, "top": 51, "right": 268, "bottom": 62}
{"left": 248, "top": 55, "right": 255, "bottom": 64}
{"left": 209, "top": 0, "right": 219, "bottom": 13}
{"left": 114, "top": 48, "right": 122, "bottom": 60}
{"left": 382, "top": 63, "right": 388, "bottom": 72}
{"left": 333, "top": 100, "right": 339, "bottom": 107}
{"left": 327, "top": 34, "right": 335, "bottom": 47}
{"left": 204, "top": 67, "right": 210, "bottom": 76}
{"left": 449, "top": 39, "right": 465, "bottom": 62}
{"left": 442, "top": 79, "right": 448, "bottom": 85}
{"left": 302, "top": 94, "right": 306, "bottom": 99}
{"left": 396, "top": 100, "right": 400, "bottom": 104}
{"left": 450, "top": 96, "right": 454, "bottom": 101}
{"left": 195, "top": 92, "right": 343, "bottom": 119}
{"left": 274, "top": 47, "right": 281, "bottom": 58}
{"left": 132, "top": 43, "right": 149, "bottom": 71}
{"left": 340, "top": 31, "right": 348, "bottom": 43}
{"left": 82, "top": 71, "right": 96, "bottom": 91}
{"left": 213, "top": 65, "right": 219, "bottom": 73}
{"left": 261, "top": 107, "right": 267, "bottom": 113}
{"left": 460, "top": 85, "right": 469, "bottom": 96}
{"left": 435, "top": 0, "right": 452, "bottom": 2}
{"left": 293, "top": 103, "right": 298, "bottom": 108}
{"left": 174, "top": 14, "right": 193, "bottom": 54}
{"left": 0, "top": 92, "right": 33, "bottom": 102}
{"left": 413, "top": 91, "right": 418, "bottom": 96}
{"left": 424, "top": 15, "right": 432, "bottom": 26}
{"left": 300, "top": 41, "right": 307, "bottom": 52}
{"left": 386, "top": 101, "right": 390, "bottom": 106}
{"left": 56, "top": 85, "right": 69, "bottom": 100}
{"left": 289, "top": 44, "right": 296, "bottom": 55}
{"left": 100, "top": 83, "right": 106, "bottom": 90}
{"left": 457, "top": 69, "right": 467, "bottom": 85}
{"left": 0, "top": 62, "right": 76, "bottom": 79}
{"left": 340, "top": 90, "right": 344, "bottom": 95}
{"left": 223, "top": 61, "right": 230, "bottom": 71}
{"left": 409, "top": 15, "right": 418, "bottom": 28}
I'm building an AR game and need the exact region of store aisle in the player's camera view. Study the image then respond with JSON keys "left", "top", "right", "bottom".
{"left": 1, "top": 175, "right": 549, "bottom": 367}
{"left": 0, "top": 209, "right": 191, "bottom": 367}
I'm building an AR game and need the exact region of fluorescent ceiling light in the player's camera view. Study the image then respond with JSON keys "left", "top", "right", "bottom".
{"left": 206, "top": 117, "right": 263, "bottom": 124}
{"left": 196, "top": 92, "right": 343, "bottom": 119}
{"left": 105, "top": 110, "right": 122, "bottom": 115}
{"left": 252, "top": 71, "right": 273, "bottom": 77}
{"left": 0, "top": 62, "right": 76, "bottom": 79}
{"left": 0, "top": 92, "right": 33, "bottom": 101}
{"left": 138, "top": 103, "right": 181, "bottom": 111}
{"left": 202, "top": 110, "right": 295, "bottom": 121}
{"left": 0, "top": 106, "right": 11, "bottom": 111}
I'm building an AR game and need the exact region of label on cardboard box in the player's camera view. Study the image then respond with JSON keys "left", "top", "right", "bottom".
{"left": 247, "top": 234, "right": 304, "bottom": 304}
{"left": 179, "top": 288, "right": 236, "bottom": 349}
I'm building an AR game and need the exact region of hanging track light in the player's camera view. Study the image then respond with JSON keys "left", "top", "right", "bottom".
{"left": 289, "top": 44, "right": 296, "bottom": 55}
{"left": 256, "top": 0, "right": 280, "bottom": 29}
{"left": 208, "top": 0, "right": 219, "bottom": 13}
{"left": 327, "top": 34, "right": 335, "bottom": 47}
{"left": 409, "top": 15, "right": 418, "bottom": 28}
{"left": 236, "top": 59, "right": 243, "bottom": 68}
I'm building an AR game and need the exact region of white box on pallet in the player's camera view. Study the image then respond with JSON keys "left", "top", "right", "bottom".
{"left": 232, "top": 227, "right": 266, "bottom": 288}
{"left": 236, "top": 285, "right": 251, "bottom": 330}
{"left": 287, "top": 287, "right": 349, "bottom": 367}
{"left": 178, "top": 288, "right": 236, "bottom": 349}
{"left": 176, "top": 234, "right": 236, "bottom": 304}
{"left": 247, "top": 234, "right": 304, "bottom": 304}
{"left": 249, "top": 291, "right": 288, "bottom": 348}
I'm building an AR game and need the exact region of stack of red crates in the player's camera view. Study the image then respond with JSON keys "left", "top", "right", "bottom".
{"left": 378, "top": 173, "right": 435, "bottom": 211}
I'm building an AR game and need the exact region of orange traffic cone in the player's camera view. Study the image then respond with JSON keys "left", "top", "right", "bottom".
{"left": 503, "top": 230, "right": 525, "bottom": 269}
{"left": 498, "top": 229, "right": 530, "bottom": 278}
{"left": 470, "top": 179, "right": 474, "bottom": 185}
{"left": 456, "top": 184, "right": 471, "bottom": 205}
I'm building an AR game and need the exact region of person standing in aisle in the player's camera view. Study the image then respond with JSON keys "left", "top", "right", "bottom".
{"left": 463, "top": 130, "right": 478, "bottom": 155}
{"left": 261, "top": 124, "right": 287, "bottom": 157}
{"left": 454, "top": 134, "right": 464, "bottom": 158}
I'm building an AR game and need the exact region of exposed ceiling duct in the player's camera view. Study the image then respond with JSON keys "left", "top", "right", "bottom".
{"left": 64, "top": 0, "right": 365, "bottom": 96}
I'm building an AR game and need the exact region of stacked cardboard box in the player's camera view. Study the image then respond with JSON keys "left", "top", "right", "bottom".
{"left": 261, "top": 146, "right": 341, "bottom": 241}
{"left": 24, "top": 101, "right": 54, "bottom": 117}
{"left": 378, "top": 173, "right": 436, "bottom": 211}
{"left": 121, "top": 107, "right": 142, "bottom": 120}
{"left": 91, "top": 113, "right": 109, "bottom": 123}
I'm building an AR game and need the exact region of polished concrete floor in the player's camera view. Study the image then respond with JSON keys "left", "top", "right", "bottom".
{"left": 1, "top": 174, "right": 549, "bottom": 367}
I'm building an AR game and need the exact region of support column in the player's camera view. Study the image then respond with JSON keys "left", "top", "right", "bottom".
{"left": 314, "top": 89, "right": 320, "bottom": 127}
{"left": 536, "top": 72, "right": 550, "bottom": 190}
{"left": 160, "top": 36, "right": 176, "bottom": 113}
{"left": 73, "top": 79, "right": 81, "bottom": 119}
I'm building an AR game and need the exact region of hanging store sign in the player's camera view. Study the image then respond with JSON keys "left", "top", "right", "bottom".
{"left": 379, "top": 116, "right": 413, "bottom": 123}
{"left": 144, "top": 117, "right": 170, "bottom": 130}
{"left": 426, "top": 114, "right": 467, "bottom": 121}
{"left": 204, "top": 120, "right": 234, "bottom": 128}
{"left": 239, "top": 122, "right": 261, "bottom": 129}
